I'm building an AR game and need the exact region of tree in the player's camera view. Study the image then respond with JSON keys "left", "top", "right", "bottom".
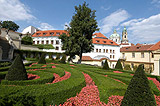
{"left": 121, "top": 64, "right": 156, "bottom": 106}
{"left": 60, "top": 2, "right": 99, "bottom": 64}
{"left": 38, "top": 53, "right": 46, "bottom": 64}
{"left": 56, "top": 54, "right": 60, "bottom": 60}
{"left": 103, "top": 60, "right": 109, "bottom": 70}
{"left": 60, "top": 54, "right": 66, "bottom": 64}
{"left": 5, "top": 54, "right": 28, "bottom": 81}
{"left": 115, "top": 59, "right": 123, "bottom": 70}
{"left": 21, "top": 36, "right": 33, "bottom": 45}
{"left": 1, "top": 21, "right": 19, "bottom": 33}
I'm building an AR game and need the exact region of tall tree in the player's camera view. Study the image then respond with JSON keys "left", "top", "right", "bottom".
{"left": 60, "top": 2, "right": 99, "bottom": 63}
{"left": 1, "top": 21, "right": 19, "bottom": 34}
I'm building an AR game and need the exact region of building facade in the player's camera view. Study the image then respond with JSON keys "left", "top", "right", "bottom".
{"left": 22, "top": 26, "right": 40, "bottom": 35}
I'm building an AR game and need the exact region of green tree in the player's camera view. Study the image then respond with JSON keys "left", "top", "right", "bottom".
{"left": 56, "top": 54, "right": 60, "bottom": 60}
{"left": 1, "top": 21, "right": 19, "bottom": 34}
{"left": 60, "top": 54, "right": 66, "bottom": 64}
{"left": 5, "top": 54, "right": 28, "bottom": 81}
{"left": 38, "top": 53, "right": 46, "bottom": 64}
{"left": 21, "top": 36, "right": 33, "bottom": 45}
{"left": 103, "top": 60, "right": 109, "bottom": 70}
{"left": 121, "top": 64, "right": 156, "bottom": 106}
{"left": 115, "top": 59, "right": 123, "bottom": 70}
{"left": 60, "top": 2, "right": 99, "bottom": 63}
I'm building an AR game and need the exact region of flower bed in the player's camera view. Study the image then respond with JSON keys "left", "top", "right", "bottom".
{"left": 27, "top": 73, "right": 40, "bottom": 80}
{"left": 148, "top": 77, "right": 160, "bottom": 91}
{"left": 113, "top": 71, "right": 123, "bottom": 73}
{"left": 52, "top": 71, "right": 71, "bottom": 83}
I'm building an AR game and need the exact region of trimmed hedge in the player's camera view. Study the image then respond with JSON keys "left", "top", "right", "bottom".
{"left": 0, "top": 66, "right": 10, "bottom": 72}
{"left": 124, "top": 64, "right": 131, "bottom": 71}
{"left": 56, "top": 54, "right": 60, "bottom": 60}
{"left": 115, "top": 59, "right": 123, "bottom": 70}
{"left": 60, "top": 54, "right": 66, "bottom": 63}
{"left": 38, "top": 53, "right": 46, "bottom": 64}
{"left": 5, "top": 54, "right": 28, "bottom": 81}
{"left": 102, "top": 60, "right": 109, "bottom": 70}
{"left": 121, "top": 64, "right": 156, "bottom": 106}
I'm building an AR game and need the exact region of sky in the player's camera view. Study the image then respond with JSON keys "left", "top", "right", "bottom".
{"left": 0, "top": 0, "right": 160, "bottom": 44}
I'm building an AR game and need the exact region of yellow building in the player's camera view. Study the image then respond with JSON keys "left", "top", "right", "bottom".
{"left": 120, "top": 41, "right": 160, "bottom": 75}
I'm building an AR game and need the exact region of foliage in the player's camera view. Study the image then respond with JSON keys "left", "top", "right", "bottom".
{"left": 60, "top": 54, "right": 66, "bottom": 63}
{"left": 59, "top": 2, "right": 99, "bottom": 63}
{"left": 124, "top": 64, "right": 131, "bottom": 70}
{"left": 0, "top": 62, "right": 11, "bottom": 67}
{"left": 121, "top": 64, "right": 156, "bottom": 106}
{"left": 1, "top": 20, "right": 19, "bottom": 31}
{"left": 21, "top": 36, "right": 33, "bottom": 45}
{"left": 0, "top": 66, "right": 10, "bottom": 72}
{"left": 102, "top": 60, "right": 109, "bottom": 70}
{"left": 56, "top": 54, "right": 60, "bottom": 60}
{"left": 33, "top": 44, "right": 54, "bottom": 49}
{"left": 5, "top": 54, "right": 28, "bottom": 81}
{"left": 133, "top": 65, "right": 138, "bottom": 71}
{"left": 115, "top": 59, "right": 123, "bottom": 70}
{"left": 38, "top": 53, "right": 46, "bottom": 64}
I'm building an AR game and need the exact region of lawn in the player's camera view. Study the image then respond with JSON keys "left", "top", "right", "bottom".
{"left": 0, "top": 59, "right": 160, "bottom": 106}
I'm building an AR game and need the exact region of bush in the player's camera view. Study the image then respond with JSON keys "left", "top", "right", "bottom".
{"left": 115, "top": 59, "right": 123, "bottom": 70}
{"left": 121, "top": 64, "right": 156, "bottom": 106}
{"left": 60, "top": 54, "right": 66, "bottom": 63}
{"left": 0, "top": 66, "right": 10, "bottom": 72}
{"left": 102, "top": 60, "right": 109, "bottom": 70}
{"left": 33, "top": 44, "right": 54, "bottom": 49}
{"left": 133, "top": 65, "right": 138, "bottom": 71}
{"left": 5, "top": 54, "right": 28, "bottom": 81}
{"left": 56, "top": 54, "right": 60, "bottom": 60}
{"left": 38, "top": 53, "right": 46, "bottom": 64}
{"left": 124, "top": 64, "right": 131, "bottom": 70}
{"left": 21, "top": 36, "right": 33, "bottom": 45}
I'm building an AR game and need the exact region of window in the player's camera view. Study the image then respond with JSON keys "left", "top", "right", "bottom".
{"left": 113, "top": 55, "right": 115, "bottom": 59}
{"left": 56, "top": 47, "right": 59, "bottom": 50}
{"left": 152, "top": 53, "right": 154, "bottom": 58}
{"left": 41, "top": 41, "right": 44, "bottom": 44}
{"left": 110, "top": 42, "right": 113, "bottom": 44}
{"left": 96, "top": 49, "right": 98, "bottom": 52}
{"left": 96, "top": 40, "right": 100, "bottom": 43}
{"left": 50, "top": 32, "right": 54, "bottom": 35}
{"left": 131, "top": 63, "right": 134, "bottom": 68}
{"left": 56, "top": 32, "right": 60, "bottom": 35}
{"left": 132, "top": 52, "right": 135, "bottom": 58}
{"left": 36, "top": 33, "right": 40, "bottom": 36}
{"left": 110, "top": 55, "right": 112, "bottom": 58}
{"left": 99, "top": 49, "right": 101, "bottom": 53}
{"left": 56, "top": 40, "right": 59, "bottom": 44}
{"left": 51, "top": 40, "right": 54, "bottom": 44}
{"left": 103, "top": 49, "right": 105, "bottom": 53}
{"left": 106, "top": 49, "right": 108, "bottom": 53}
{"left": 46, "top": 40, "right": 49, "bottom": 44}
{"left": 103, "top": 41, "right": 106, "bottom": 43}
{"left": 110, "top": 49, "right": 112, "bottom": 53}
{"left": 141, "top": 52, "right": 144, "bottom": 58}
{"left": 43, "top": 33, "right": 47, "bottom": 35}
{"left": 37, "top": 41, "right": 39, "bottom": 44}
{"left": 113, "top": 50, "right": 115, "bottom": 53}
{"left": 33, "top": 41, "right": 35, "bottom": 44}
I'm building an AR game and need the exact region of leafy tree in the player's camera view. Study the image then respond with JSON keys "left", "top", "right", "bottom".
{"left": 60, "top": 2, "right": 99, "bottom": 63}
{"left": 1, "top": 21, "right": 19, "bottom": 33}
{"left": 5, "top": 54, "right": 28, "bottom": 81}
{"left": 103, "top": 60, "right": 109, "bottom": 70}
{"left": 38, "top": 53, "right": 46, "bottom": 64}
{"left": 21, "top": 35, "right": 33, "bottom": 45}
{"left": 115, "top": 59, "right": 123, "bottom": 70}
{"left": 121, "top": 64, "right": 156, "bottom": 106}
{"left": 56, "top": 54, "right": 60, "bottom": 60}
{"left": 60, "top": 54, "right": 66, "bottom": 64}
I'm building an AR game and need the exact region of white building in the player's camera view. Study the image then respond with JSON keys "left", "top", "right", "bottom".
{"left": 22, "top": 26, "right": 40, "bottom": 35}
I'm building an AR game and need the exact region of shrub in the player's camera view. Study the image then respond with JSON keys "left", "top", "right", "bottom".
{"left": 115, "top": 59, "right": 123, "bottom": 70}
{"left": 60, "top": 54, "right": 66, "bottom": 63}
{"left": 33, "top": 44, "right": 54, "bottom": 49}
{"left": 38, "top": 53, "right": 46, "bottom": 64}
{"left": 56, "top": 54, "right": 60, "bottom": 60}
{"left": 133, "top": 65, "right": 138, "bottom": 71}
{"left": 121, "top": 64, "right": 156, "bottom": 106}
{"left": 21, "top": 36, "right": 33, "bottom": 45}
{"left": 124, "top": 64, "right": 131, "bottom": 70}
{"left": 103, "top": 60, "right": 109, "bottom": 70}
{"left": 5, "top": 54, "right": 28, "bottom": 81}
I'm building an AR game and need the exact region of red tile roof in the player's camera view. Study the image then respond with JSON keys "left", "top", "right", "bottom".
{"left": 32, "top": 30, "right": 68, "bottom": 37}
{"left": 148, "top": 41, "right": 160, "bottom": 51}
{"left": 82, "top": 56, "right": 93, "bottom": 61}
{"left": 93, "top": 32, "right": 107, "bottom": 38}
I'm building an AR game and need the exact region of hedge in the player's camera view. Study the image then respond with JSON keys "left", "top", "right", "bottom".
{"left": 0, "top": 66, "right": 10, "bottom": 72}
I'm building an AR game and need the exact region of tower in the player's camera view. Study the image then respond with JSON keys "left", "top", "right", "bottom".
{"left": 121, "top": 26, "right": 128, "bottom": 44}
{"left": 109, "top": 29, "right": 121, "bottom": 44}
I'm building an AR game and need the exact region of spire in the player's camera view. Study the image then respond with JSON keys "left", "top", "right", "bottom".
{"left": 123, "top": 26, "right": 127, "bottom": 32}
{"left": 113, "top": 29, "right": 117, "bottom": 34}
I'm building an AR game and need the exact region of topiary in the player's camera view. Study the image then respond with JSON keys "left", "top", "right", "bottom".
{"left": 60, "top": 54, "right": 66, "bottom": 64}
{"left": 121, "top": 64, "right": 156, "bottom": 106}
{"left": 38, "top": 53, "right": 46, "bottom": 64}
{"left": 5, "top": 54, "right": 28, "bottom": 81}
{"left": 115, "top": 59, "right": 123, "bottom": 70}
{"left": 124, "top": 64, "right": 131, "bottom": 71}
{"left": 56, "top": 54, "right": 60, "bottom": 60}
{"left": 103, "top": 60, "right": 109, "bottom": 70}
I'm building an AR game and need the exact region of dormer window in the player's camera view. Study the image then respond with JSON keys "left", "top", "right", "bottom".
{"left": 62, "top": 33, "right": 66, "bottom": 35}
{"left": 96, "top": 40, "right": 99, "bottom": 43}
{"left": 56, "top": 32, "right": 60, "bottom": 35}
{"left": 36, "top": 33, "right": 40, "bottom": 36}
{"left": 43, "top": 33, "right": 47, "bottom": 35}
{"left": 50, "top": 32, "right": 54, "bottom": 35}
{"left": 103, "top": 41, "right": 106, "bottom": 43}
{"left": 110, "top": 42, "right": 113, "bottom": 44}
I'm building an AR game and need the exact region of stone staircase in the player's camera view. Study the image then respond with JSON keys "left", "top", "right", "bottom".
{"left": 0, "top": 37, "right": 11, "bottom": 60}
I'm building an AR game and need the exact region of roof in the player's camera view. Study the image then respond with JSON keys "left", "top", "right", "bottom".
{"left": 110, "top": 29, "right": 120, "bottom": 38}
{"left": 120, "top": 44, "right": 154, "bottom": 52}
{"left": 148, "top": 41, "right": 160, "bottom": 51}
{"left": 93, "top": 32, "right": 107, "bottom": 38}
{"left": 82, "top": 56, "right": 93, "bottom": 61}
{"left": 32, "top": 30, "right": 68, "bottom": 37}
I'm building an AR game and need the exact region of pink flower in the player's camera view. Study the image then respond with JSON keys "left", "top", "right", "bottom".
{"left": 52, "top": 66, "right": 56, "bottom": 68}
{"left": 113, "top": 71, "right": 123, "bottom": 73}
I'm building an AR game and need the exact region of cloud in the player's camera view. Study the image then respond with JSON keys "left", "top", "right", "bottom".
{"left": 121, "top": 14, "right": 160, "bottom": 43}
{"left": 101, "top": 6, "right": 111, "bottom": 11}
{"left": 151, "top": 0, "right": 160, "bottom": 8}
{"left": 0, "top": 0, "right": 35, "bottom": 21}
{"left": 38, "top": 23, "right": 56, "bottom": 30}
{"left": 99, "top": 9, "right": 130, "bottom": 34}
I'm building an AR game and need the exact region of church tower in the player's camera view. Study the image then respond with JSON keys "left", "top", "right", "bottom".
{"left": 121, "top": 26, "right": 128, "bottom": 44}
